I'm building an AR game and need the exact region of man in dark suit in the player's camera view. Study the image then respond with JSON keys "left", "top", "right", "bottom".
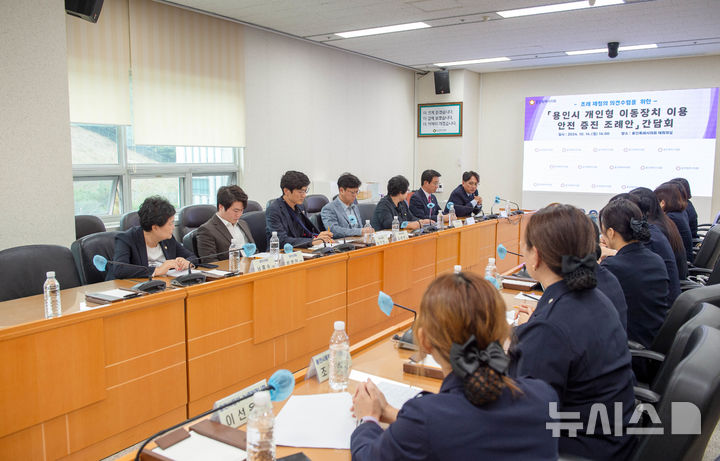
{"left": 196, "top": 185, "right": 255, "bottom": 262}
{"left": 409, "top": 169, "right": 441, "bottom": 220}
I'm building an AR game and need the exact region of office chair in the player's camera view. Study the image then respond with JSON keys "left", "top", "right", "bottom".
{"left": 175, "top": 204, "right": 216, "bottom": 241}
{"left": 74, "top": 214, "right": 106, "bottom": 240}
{"left": 689, "top": 224, "right": 720, "bottom": 269}
{"left": 631, "top": 326, "right": 720, "bottom": 461}
{"left": 245, "top": 200, "right": 262, "bottom": 212}
{"left": 357, "top": 203, "right": 376, "bottom": 224}
{"left": 119, "top": 210, "right": 140, "bottom": 231}
{"left": 182, "top": 228, "right": 199, "bottom": 258}
{"left": 71, "top": 231, "right": 120, "bottom": 285}
{"left": 239, "top": 210, "right": 268, "bottom": 253}
{"left": 309, "top": 212, "right": 325, "bottom": 232}
{"left": 303, "top": 194, "right": 329, "bottom": 213}
{"left": 0, "top": 245, "right": 82, "bottom": 301}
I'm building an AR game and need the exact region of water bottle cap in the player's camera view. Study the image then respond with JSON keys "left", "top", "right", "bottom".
{"left": 254, "top": 390, "right": 271, "bottom": 406}
{"left": 271, "top": 231, "right": 278, "bottom": 237}
{"left": 488, "top": 257, "right": 495, "bottom": 264}
{"left": 334, "top": 320, "right": 345, "bottom": 331}
{"left": 453, "top": 265, "right": 462, "bottom": 273}
{"left": 365, "top": 220, "right": 370, "bottom": 224}
{"left": 46, "top": 271, "right": 55, "bottom": 278}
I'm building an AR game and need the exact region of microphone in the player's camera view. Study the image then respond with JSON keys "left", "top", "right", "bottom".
{"left": 378, "top": 291, "right": 418, "bottom": 350}
{"left": 93, "top": 255, "right": 166, "bottom": 293}
{"left": 496, "top": 244, "right": 523, "bottom": 260}
{"left": 335, "top": 237, "right": 356, "bottom": 253}
{"left": 493, "top": 195, "right": 523, "bottom": 216}
{"left": 134, "top": 369, "right": 295, "bottom": 461}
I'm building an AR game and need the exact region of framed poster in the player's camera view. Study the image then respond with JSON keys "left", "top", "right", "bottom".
{"left": 418, "top": 102, "right": 463, "bottom": 137}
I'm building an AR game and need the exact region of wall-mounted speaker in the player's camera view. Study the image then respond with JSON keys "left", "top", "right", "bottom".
{"left": 65, "top": 0, "right": 104, "bottom": 24}
{"left": 434, "top": 70, "right": 450, "bottom": 95}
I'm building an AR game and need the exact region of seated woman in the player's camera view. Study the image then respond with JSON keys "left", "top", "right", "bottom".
{"left": 511, "top": 203, "right": 636, "bottom": 460}
{"left": 445, "top": 171, "right": 482, "bottom": 217}
{"left": 351, "top": 272, "right": 558, "bottom": 461}
{"left": 108, "top": 196, "right": 195, "bottom": 279}
{"left": 671, "top": 177, "right": 698, "bottom": 239}
{"left": 655, "top": 182, "right": 693, "bottom": 265}
{"left": 600, "top": 198, "right": 670, "bottom": 348}
{"left": 371, "top": 175, "right": 430, "bottom": 231}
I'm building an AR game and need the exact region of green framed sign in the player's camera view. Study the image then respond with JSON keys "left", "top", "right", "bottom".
{"left": 418, "top": 102, "right": 463, "bottom": 137}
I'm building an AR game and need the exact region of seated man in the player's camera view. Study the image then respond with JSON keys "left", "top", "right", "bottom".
{"left": 321, "top": 173, "right": 375, "bottom": 239}
{"left": 266, "top": 170, "right": 333, "bottom": 248}
{"left": 371, "top": 175, "right": 431, "bottom": 231}
{"left": 196, "top": 185, "right": 255, "bottom": 262}
{"left": 446, "top": 171, "right": 482, "bottom": 217}
{"left": 409, "top": 169, "right": 441, "bottom": 220}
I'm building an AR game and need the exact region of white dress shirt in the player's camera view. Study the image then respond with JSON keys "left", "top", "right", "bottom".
{"left": 217, "top": 213, "right": 247, "bottom": 245}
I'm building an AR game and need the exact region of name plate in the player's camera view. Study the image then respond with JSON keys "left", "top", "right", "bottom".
{"left": 281, "top": 251, "right": 304, "bottom": 266}
{"left": 211, "top": 379, "right": 267, "bottom": 428}
{"left": 395, "top": 230, "right": 409, "bottom": 241}
{"left": 250, "top": 257, "right": 278, "bottom": 273}
{"left": 305, "top": 350, "right": 330, "bottom": 383}
{"left": 465, "top": 216, "right": 476, "bottom": 225}
{"left": 373, "top": 233, "right": 390, "bottom": 245}
{"left": 452, "top": 219, "right": 464, "bottom": 228}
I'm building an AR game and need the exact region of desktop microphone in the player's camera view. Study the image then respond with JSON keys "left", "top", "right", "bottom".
{"left": 378, "top": 291, "right": 418, "bottom": 350}
{"left": 93, "top": 255, "right": 166, "bottom": 293}
{"left": 335, "top": 237, "right": 356, "bottom": 253}
{"left": 493, "top": 195, "right": 523, "bottom": 215}
{"left": 134, "top": 369, "right": 295, "bottom": 461}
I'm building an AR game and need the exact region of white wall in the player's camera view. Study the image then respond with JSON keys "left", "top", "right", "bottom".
{"left": 0, "top": 0, "right": 75, "bottom": 251}
{"left": 478, "top": 56, "right": 720, "bottom": 222}
{"left": 243, "top": 28, "right": 416, "bottom": 204}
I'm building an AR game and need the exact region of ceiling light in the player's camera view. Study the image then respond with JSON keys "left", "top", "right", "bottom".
{"left": 565, "top": 43, "right": 657, "bottom": 55}
{"left": 336, "top": 22, "right": 430, "bottom": 39}
{"left": 497, "top": 0, "right": 624, "bottom": 19}
{"left": 434, "top": 57, "right": 511, "bottom": 66}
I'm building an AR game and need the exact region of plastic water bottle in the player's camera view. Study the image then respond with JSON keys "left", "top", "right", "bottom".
{"left": 448, "top": 204, "right": 457, "bottom": 227}
{"left": 246, "top": 390, "right": 275, "bottom": 461}
{"left": 436, "top": 209, "right": 444, "bottom": 230}
{"left": 363, "top": 219, "right": 373, "bottom": 244}
{"left": 484, "top": 258, "right": 502, "bottom": 290}
{"left": 269, "top": 231, "right": 280, "bottom": 262}
{"left": 454, "top": 265, "right": 462, "bottom": 274}
{"left": 43, "top": 271, "right": 62, "bottom": 318}
{"left": 391, "top": 215, "right": 400, "bottom": 233}
{"left": 228, "top": 238, "right": 242, "bottom": 273}
{"left": 329, "top": 320, "right": 350, "bottom": 391}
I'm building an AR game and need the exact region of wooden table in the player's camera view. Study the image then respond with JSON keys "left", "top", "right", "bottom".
{"left": 0, "top": 215, "right": 533, "bottom": 460}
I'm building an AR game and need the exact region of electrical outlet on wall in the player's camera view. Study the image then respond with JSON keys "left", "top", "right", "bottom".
{"left": 437, "top": 183, "right": 444, "bottom": 193}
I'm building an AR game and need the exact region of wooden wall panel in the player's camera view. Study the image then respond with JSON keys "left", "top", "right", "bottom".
{"left": 436, "top": 230, "right": 460, "bottom": 275}
{"left": 383, "top": 243, "right": 413, "bottom": 294}
{"left": 186, "top": 282, "right": 253, "bottom": 340}
{"left": 253, "top": 269, "right": 307, "bottom": 343}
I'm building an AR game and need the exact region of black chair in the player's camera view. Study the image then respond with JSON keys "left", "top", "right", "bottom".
{"left": 71, "top": 231, "right": 120, "bottom": 285}
{"left": 175, "top": 204, "right": 216, "bottom": 242}
{"left": 631, "top": 326, "right": 720, "bottom": 461}
{"left": 182, "top": 228, "right": 199, "bottom": 258}
{"left": 0, "top": 245, "right": 82, "bottom": 301}
{"left": 119, "top": 211, "right": 140, "bottom": 231}
{"left": 689, "top": 224, "right": 720, "bottom": 272}
{"left": 245, "top": 200, "right": 262, "bottom": 212}
{"left": 309, "top": 212, "right": 325, "bottom": 232}
{"left": 358, "top": 203, "right": 376, "bottom": 225}
{"left": 303, "top": 194, "right": 329, "bottom": 213}
{"left": 239, "top": 210, "right": 267, "bottom": 253}
{"left": 75, "top": 215, "right": 106, "bottom": 240}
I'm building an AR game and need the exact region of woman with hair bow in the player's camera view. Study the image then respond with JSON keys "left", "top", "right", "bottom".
{"left": 350, "top": 272, "right": 558, "bottom": 461}
{"left": 599, "top": 198, "right": 670, "bottom": 349}
{"left": 510, "top": 203, "right": 636, "bottom": 461}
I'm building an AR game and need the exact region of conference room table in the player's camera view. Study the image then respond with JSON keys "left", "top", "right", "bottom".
{"left": 0, "top": 213, "right": 531, "bottom": 460}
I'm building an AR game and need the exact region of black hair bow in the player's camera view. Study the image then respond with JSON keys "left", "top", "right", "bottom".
{"left": 629, "top": 217, "right": 647, "bottom": 233}
{"left": 561, "top": 253, "right": 597, "bottom": 275}
{"left": 449, "top": 336, "right": 509, "bottom": 379}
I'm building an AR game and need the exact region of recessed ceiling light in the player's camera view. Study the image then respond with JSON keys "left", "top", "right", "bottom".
{"left": 565, "top": 43, "right": 658, "bottom": 55}
{"left": 336, "top": 22, "right": 430, "bottom": 39}
{"left": 434, "top": 57, "right": 511, "bottom": 66}
{"left": 497, "top": 0, "right": 624, "bottom": 19}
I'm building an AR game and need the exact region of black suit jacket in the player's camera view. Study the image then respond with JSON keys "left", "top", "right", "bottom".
{"left": 408, "top": 189, "right": 440, "bottom": 220}
{"left": 196, "top": 214, "right": 254, "bottom": 262}
{"left": 265, "top": 197, "right": 319, "bottom": 248}
{"left": 445, "top": 184, "right": 479, "bottom": 217}
{"left": 107, "top": 226, "right": 195, "bottom": 280}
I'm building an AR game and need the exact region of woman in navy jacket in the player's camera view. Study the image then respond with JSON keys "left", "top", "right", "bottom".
{"left": 655, "top": 182, "right": 694, "bottom": 265}
{"left": 600, "top": 199, "right": 670, "bottom": 348}
{"left": 510, "top": 204, "right": 636, "bottom": 460}
{"left": 351, "top": 272, "right": 558, "bottom": 461}
{"left": 108, "top": 196, "right": 195, "bottom": 280}
{"left": 445, "top": 171, "right": 482, "bottom": 217}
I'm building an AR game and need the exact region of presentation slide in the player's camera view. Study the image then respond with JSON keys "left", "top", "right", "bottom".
{"left": 522, "top": 88, "right": 718, "bottom": 199}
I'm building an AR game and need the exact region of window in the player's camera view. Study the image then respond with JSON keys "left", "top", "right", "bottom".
{"left": 71, "top": 124, "right": 239, "bottom": 224}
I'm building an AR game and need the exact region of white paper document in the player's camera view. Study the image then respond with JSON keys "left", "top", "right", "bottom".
{"left": 514, "top": 292, "right": 541, "bottom": 301}
{"left": 275, "top": 392, "right": 356, "bottom": 449}
{"left": 166, "top": 268, "right": 191, "bottom": 277}
{"left": 100, "top": 288, "right": 138, "bottom": 298}
{"left": 349, "top": 370, "right": 422, "bottom": 410}
{"left": 153, "top": 431, "right": 247, "bottom": 461}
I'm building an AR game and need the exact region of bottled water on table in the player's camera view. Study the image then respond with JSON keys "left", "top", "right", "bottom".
{"left": 228, "top": 238, "right": 242, "bottom": 272}
{"left": 43, "top": 271, "right": 62, "bottom": 318}
{"left": 363, "top": 219, "right": 374, "bottom": 244}
{"left": 484, "top": 257, "right": 503, "bottom": 290}
{"left": 269, "top": 231, "right": 280, "bottom": 262}
{"left": 448, "top": 204, "right": 457, "bottom": 227}
{"left": 246, "top": 390, "right": 275, "bottom": 461}
{"left": 391, "top": 215, "right": 400, "bottom": 240}
{"left": 329, "top": 320, "right": 350, "bottom": 391}
{"left": 436, "top": 209, "right": 444, "bottom": 230}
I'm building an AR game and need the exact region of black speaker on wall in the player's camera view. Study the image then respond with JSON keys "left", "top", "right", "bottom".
{"left": 434, "top": 70, "right": 450, "bottom": 95}
{"left": 65, "top": 0, "right": 104, "bottom": 24}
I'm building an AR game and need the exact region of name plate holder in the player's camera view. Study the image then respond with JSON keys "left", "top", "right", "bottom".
{"left": 305, "top": 350, "right": 330, "bottom": 383}
{"left": 395, "top": 230, "right": 409, "bottom": 241}
{"left": 281, "top": 251, "right": 304, "bottom": 266}
{"left": 465, "top": 216, "right": 476, "bottom": 225}
{"left": 452, "top": 219, "right": 464, "bottom": 228}
{"left": 211, "top": 379, "right": 267, "bottom": 428}
{"left": 250, "top": 257, "right": 278, "bottom": 273}
{"left": 373, "top": 233, "right": 390, "bottom": 246}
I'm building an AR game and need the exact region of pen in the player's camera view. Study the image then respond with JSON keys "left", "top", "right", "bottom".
{"left": 522, "top": 293, "right": 540, "bottom": 302}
